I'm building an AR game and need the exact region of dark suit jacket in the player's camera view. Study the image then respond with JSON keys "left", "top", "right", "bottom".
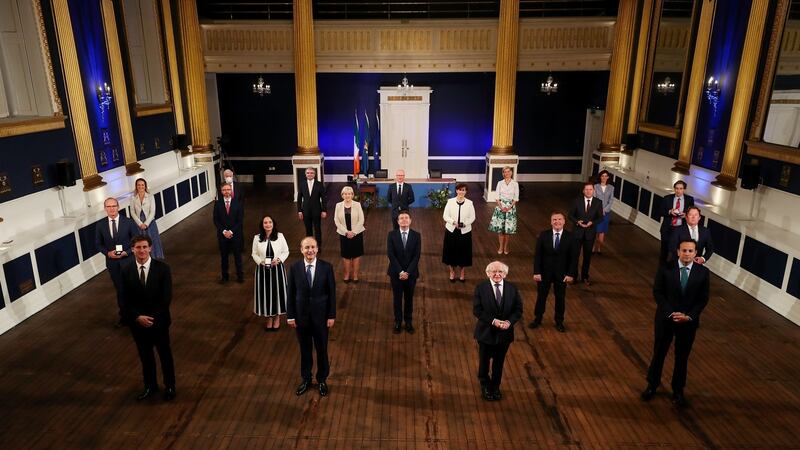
{"left": 668, "top": 224, "right": 715, "bottom": 262}
{"left": 533, "top": 229, "right": 579, "bottom": 279}
{"left": 213, "top": 196, "right": 244, "bottom": 247}
{"left": 653, "top": 262, "right": 710, "bottom": 326}
{"left": 229, "top": 181, "right": 245, "bottom": 205}
{"left": 95, "top": 215, "right": 138, "bottom": 267}
{"left": 473, "top": 280, "right": 523, "bottom": 345}
{"left": 659, "top": 194, "right": 695, "bottom": 235}
{"left": 387, "top": 183, "right": 415, "bottom": 216}
{"left": 297, "top": 179, "right": 327, "bottom": 215}
{"left": 568, "top": 197, "right": 604, "bottom": 240}
{"left": 121, "top": 258, "right": 172, "bottom": 326}
{"left": 287, "top": 259, "right": 336, "bottom": 327}
{"left": 386, "top": 228, "right": 421, "bottom": 280}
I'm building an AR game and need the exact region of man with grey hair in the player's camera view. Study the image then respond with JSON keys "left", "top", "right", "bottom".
{"left": 472, "top": 261, "right": 523, "bottom": 401}
{"left": 297, "top": 167, "right": 327, "bottom": 250}
{"left": 222, "top": 169, "right": 244, "bottom": 204}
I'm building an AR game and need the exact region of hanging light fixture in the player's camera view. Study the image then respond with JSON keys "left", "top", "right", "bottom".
{"left": 656, "top": 76, "right": 676, "bottom": 95}
{"left": 252, "top": 76, "right": 271, "bottom": 96}
{"left": 540, "top": 74, "right": 558, "bottom": 95}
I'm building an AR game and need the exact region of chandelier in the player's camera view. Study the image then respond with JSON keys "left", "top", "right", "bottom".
{"left": 396, "top": 75, "right": 414, "bottom": 96}
{"left": 252, "top": 76, "right": 271, "bottom": 96}
{"left": 96, "top": 81, "right": 112, "bottom": 117}
{"left": 656, "top": 76, "right": 676, "bottom": 95}
{"left": 540, "top": 74, "right": 558, "bottom": 95}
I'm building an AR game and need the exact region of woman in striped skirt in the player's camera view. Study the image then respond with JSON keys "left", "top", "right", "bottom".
{"left": 251, "top": 215, "right": 289, "bottom": 331}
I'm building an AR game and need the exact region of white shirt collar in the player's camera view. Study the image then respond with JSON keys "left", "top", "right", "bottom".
{"left": 679, "top": 260, "right": 694, "bottom": 271}
{"left": 400, "top": 227, "right": 410, "bottom": 233}
{"left": 493, "top": 279, "right": 505, "bottom": 288}
{"left": 552, "top": 228, "right": 563, "bottom": 234}
{"left": 137, "top": 257, "right": 151, "bottom": 270}
{"left": 304, "top": 258, "right": 317, "bottom": 267}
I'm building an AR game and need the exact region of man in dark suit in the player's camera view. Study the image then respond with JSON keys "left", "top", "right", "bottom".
{"left": 287, "top": 237, "right": 336, "bottom": 397}
{"left": 95, "top": 197, "right": 138, "bottom": 326}
{"left": 473, "top": 261, "right": 523, "bottom": 401}
{"left": 531, "top": 211, "right": 579, "bottom": 332}
{"left": 121, "top": 235, "right": 176, "bottom": 401}
{"left": 213, "top": 183, "right": 244, "bottom": 283}
{"left": 386, "top": 210, "right": 421, "bottom": 334}
{"left": 668, "top": 206, "right": 714, "bottom": 265}
{"left": 222, "top": 168, "right": 244, "bottom": 204}
{"left": 387, "top": 169, "right": 415, "bottom": 230}
{"left": 641, "top": 239, "right": 710, "bottom": 407}
{"left": 659, "top": 180, "right": 695, "bottom": 264}
{"left": 297, "top": 167, "right": 327, "bottom": 249}
{"left": 568, "top": 182, "right": 603, "bottom": 286}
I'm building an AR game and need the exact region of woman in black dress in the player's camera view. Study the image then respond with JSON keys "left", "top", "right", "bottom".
{"left": 333, "top": 186, "right": 365, "bottom": 282}
{"left": 251, "top": 215, "right": 289, "bottom": 330}
{"left": 442, "top": 183, "right": 476, "bottom": 282}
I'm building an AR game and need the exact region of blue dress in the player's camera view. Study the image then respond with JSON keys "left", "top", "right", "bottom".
{"left": 139, "top": 209, "right": 164, "bottom": 259}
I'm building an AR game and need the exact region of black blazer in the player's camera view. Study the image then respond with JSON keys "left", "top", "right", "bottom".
{"left": 286, "top": 259, "right": 336, "bottom": 327}
{"left": 668, "top": 224, "right": 715, "bottom": 262}
{"left": 386, "top": 228, "right": 421, "bottom": 280}
{"left": 229, "top": 181, "right": 245, "bottom": 205}
{"left": 653, "top": 262, "right": 710, "bottom": 326}
{"left": 387, "top": 183, "right": 415, "bottom": 215}
{"left": 473, "top": 280, "right": 523, "bottom": 345}
{"left": 297, "top": 179, "right": 327, "bottom": 215}
{"left": 568, "top": 197, "right": 604, "bottom": 240}
{"left": 533, "top": 229, "right": 579, "bottom": 279}
{"left": 659, "top": 194, "right": 695, "bottom": 234}
{"left": 94, "top": 215, "right": 138, "bottom": 266}
{"left": 212, "top": 197, "right": 244, "bottom": 244}
{"left": 121, "top": 258, "right": 172, "bottom": 326}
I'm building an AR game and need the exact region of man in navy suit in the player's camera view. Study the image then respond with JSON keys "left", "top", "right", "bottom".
{"left": 95, "top": 197, "right": 138, "bottom": 326}
{"left": 387, "top": 210, "right": 421, "bottom": 334}
{"left": 287, "top": 237, "right": 336, "bottom": 397}
{"left": 531, "top": 211, "right": 579, "bottom": 332}
{"left": 121, "top": 235, "right": 176, "bottom": 402}
{"left": 659, "top": 180, "right": 695, "bottom": 264}
{"left": 668, "top": 206, "right": 714, "bottom": 265}
{"left": 297, "top": 167, "right": 327, "bottom": 249}
{"left": 387, "top": 169, "right": 415, "bottom": 230}
{"left": 213, "top": 183, "right": 244, "bottom": 283}
{"left": 568, "top": 182, "right": 604, "bottom": 286}
{"left": 641, "top": 239, "right": 710, "bottom": 407}
{"left": 473, "top": 261, "right": 523, "bottom": 401}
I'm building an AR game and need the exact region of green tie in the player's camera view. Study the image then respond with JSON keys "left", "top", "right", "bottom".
{"left": 680, "top": 266, "right": 689, "bottom": 292}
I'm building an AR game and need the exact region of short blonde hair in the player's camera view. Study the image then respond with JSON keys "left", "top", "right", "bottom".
{"left": 341, "top": 186, "right": 354, "bottom": 197}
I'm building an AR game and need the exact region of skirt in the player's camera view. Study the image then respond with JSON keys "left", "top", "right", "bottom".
{"left": 139, "top": 211, "right": 164, "bottom": 259}
{"left": 340, "top": 233, "right": 364, "bottom": 259}
{"left": 254, "top": 263, "right": 287, "bottom": 317}
{"left": 596, "top": 212, "right": 611, "bottom": 233}
{"left": 488, "top": 199, "right": 517, "bottom": 234}
{"left": 442, "top": 229, "right": 472, "bottom": 267}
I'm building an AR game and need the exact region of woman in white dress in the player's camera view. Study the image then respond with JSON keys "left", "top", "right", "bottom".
{"left": 252, "top": 215, "right": 289, "bottom": 331}
{"left": 130, "top": 178, "right": 164, "bottom": 259}
{"left": 488, "top": 167, "right": 519, "bottom": 255}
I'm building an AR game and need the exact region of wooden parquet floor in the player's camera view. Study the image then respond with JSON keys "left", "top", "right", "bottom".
{"left": 1, "top": 182, "right": 799, "bottom": 449}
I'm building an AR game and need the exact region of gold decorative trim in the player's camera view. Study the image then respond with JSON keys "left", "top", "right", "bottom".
{"left": 488, "top": 145, "right": 515, "bottom": 155}
{"left": 600, "top": 0, "right": 638, "bottom": 152}
{"left": 101, "top": 0, "right": 137, "bottom": 168}
{"left": 33, "top": 0, "right": 62, "bottom": 114}
{"left": 746, "top": 140, "right": 800, "bottom": 165}
{"left": 770, "top": 99, "right": 800, "bottom": 104}
{"left": 387, "top": 96, "right": 423, "bottom": 101}
{"left": 125, "top": 161, "right": 144, "bottom": 175}
{"left": 178, "top": 0, "right": 212, "bottom": 148}
{"left": 749, "top": 0, "right": 791, "bottom": 140}
{"left": 639, "top": 122, "right": 680, "bottom": 138}
{"left": 135, "top": 103, "right": 173, "bottom": 117}
{"left": 0, "top": 115, "right": 67, "bottom": 138}
{"left": 293, "top": 0, "right": 320, "bottom": 153}
{"left": 627, "top": 0, "right": 655, "bottom": 134}
{"left": 82, "top": 174, "right": 107, "bottom": 191}
{"left": 293, "top": 158, "right": 322, "bottom": 164}
{"left": 160, "top": 0, "right": 185, "bottom": 134}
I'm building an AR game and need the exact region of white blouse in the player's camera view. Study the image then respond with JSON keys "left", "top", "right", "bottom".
{"left": 443, "top": 197, "right": 476, "bottom": 233}
{"left": 495, "top": 179, "right": 519, "bottom": 202}
{"left": 251, "top": 232, "right": 290, "bottom": 265}
{"left": 131, "top": 193, "right": 156, "bottom": 226}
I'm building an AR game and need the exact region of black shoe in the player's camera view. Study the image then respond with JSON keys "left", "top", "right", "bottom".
{"left": 344, "top": 279, "right": 351, "bottom": 283}
{"left": 318, "top": 382, "right": 329, "bottom": 397}
{"left": 640, "top": 386, "right": 657, "bottom": 401}
{"left": 393, "top": 322, "right": 402, "bottom": 334}
{"left": 296, "top": 380, "right": 311, "bottom": 396}
{"left": 459, "top": 278, "right": 466, "bottom": 283}
{"left": 405, "top": 323, "right": 415, "bottom": 334}
{"left": 584, "top": 279, "right": 592, "bottom": 287}
{"left": 136, "top": 386, "right": 159, "bottom": 401}
{"left": 352, "top": 279, "right": 360, "bottom": 284}
{"left": 481, "top": 386, "right": 493, "bottom": 401}
{"left": 555, "top": 323, "right": 566, "bottom": 333}
{"left": 528, "top": 319, "right": 541, "bottom": 329}
{"left": 449, "top": 277, "right": 456, "bottom": 283}
{"left": 491, "top": 388, "right": 502, "bottom": 401}
{"left": 163, "top": 387, "right": 176, "bottom": 401}
{"left": 671, "top": 392, "right": 687, "bottom": 407}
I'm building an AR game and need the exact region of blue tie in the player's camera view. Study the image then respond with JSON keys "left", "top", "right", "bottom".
{"left": 554, "top": 232, "right": 560, "bottom": 250}
{"left": 306, "top": 264, "right": 313, "bottom": 287}
{"left": 680, "top": 266, "right": 689, "bottom": 292}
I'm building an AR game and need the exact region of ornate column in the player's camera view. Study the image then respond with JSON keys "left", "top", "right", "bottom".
{"left": 291, "top": 0, "right": 323, "bottom": 199}
{"left": 101, "top": 0, "right": 142, "bottom": 176}
{"left": 51, "top": 0, "right": 105, "bottom": 190}
{"left": 626, "top": 0, "right": 656, "bottom": 136}
{"left": 598, "top": 0, "right": 638, "bottom": 154}
{"left": 161, "top": 0, "right": 186, "bottom": 135}
{"left": 673, "top": 0, "right": 716, "bottom": 174}
{"left": 176, "top": 0, "right": 211, "bottom": 153}
{"left": 713, "top": 0, "right": 769, "bottom": 189}
{"left": 485, "top": 0, "right": 519, "bottom": 201}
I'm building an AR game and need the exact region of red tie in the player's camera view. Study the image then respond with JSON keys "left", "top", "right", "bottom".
{"left": 672, "top": 197, "right": 681, "bottom": 226}
{"left": 225, "top": 200, "right": 230, "bottom": 214}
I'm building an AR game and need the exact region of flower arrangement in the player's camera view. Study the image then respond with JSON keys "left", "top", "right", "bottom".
{"left": 425, "top": 185, "right": 451, "bottom": 209}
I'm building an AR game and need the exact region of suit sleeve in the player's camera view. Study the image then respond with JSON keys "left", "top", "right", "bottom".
{"left": 592, "top": 199, "right": 604, "bottom": 222}
{"left": 406, "top": 233, "right": 421, "bottom": 275}
{"left": 509, "top": 285, "right": 523, "bottom": 325}
{"left": 686, "top": 195, "right": 695, "bottom": 209}
{"left": 660, "top": 196, "right": 672, "bottom": 223}
{"left": 687, "top": 268, "right": 710, "bottom": 320}
{"left": 251, "top": 236, "right": 262, "bottom": 264}
{"left": 286, "top": 265, "right": 297, "bottom": 320}
{"left": 213, "top": 202, "right": 222, "bottom": 231}
{"left": 326, "top": 264, "right": 336, "bottom": 319}
{"left": 122, "top": 218, "right": 136, "bottom": 254}
{"left": 533, "top": 233, "right": 544, "bottom": 275}
{"left": 652, "top": 267, "right": 674, "bottom": 316}
{"left": 568, "top": 199, "right": 579, "bottom": 225}
{"left": 387, "top": 233, "right": 401, "bottom": 275}
{"left": 568, "top": 236, "right": 579, "bottom": 277}
{"left": 703, "top": 229, "right": 715, "bottom": 261}
{"left": 668, "top": 229, "right": 680, "bottom": 261}
{"left": 276, "top": 234, "right": 290, "bottom": 262}
{"left": 95, "top": 221, "right": 105, "bottom": 254}
{"left": 296, "top": 185, "right": 304, "bottom": 212}
{"left": 319, "top": 182, "right": 327, "bottom": 213}
{"left": 407, "top": 184, "right": 415, "bottom": 206}
{"left": 473, "top": 285, "right": 494, "bottom": 325}
{"left": 333, "top": 203, "right": 346, "bottom": 235}
{"left": 233, "top": 203, "right": 244, "bottom": 232}
{"left": 387, "top": 184, "right": 394, "bottom": 204}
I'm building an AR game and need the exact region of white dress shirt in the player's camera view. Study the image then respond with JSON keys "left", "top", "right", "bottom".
{"left": 552, "top": 229, "right": 564, "bottom": 247}
{"left": 137, "top": 257, "right": 152, "bottom": 283}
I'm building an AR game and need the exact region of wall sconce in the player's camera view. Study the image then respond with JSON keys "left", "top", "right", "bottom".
{"left": 96, "top": 81, "right": 112, "bottom": 117}
{"left": 656, "top": 76, "right": 676, "bottom": 95}
{"left": 540, "top": 74, "right": 558, "bottom": 95}
{"left": 252, "top": 76, "right": 271, "bottom": 96}
{"left": 705, "top": 76, "right": 721, "bottom": 117}
{"left": 397, "top": 75, "right": 414, "bottom": 96}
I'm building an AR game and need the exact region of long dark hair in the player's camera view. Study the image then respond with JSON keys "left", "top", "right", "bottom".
{"left": 258, "top": 215, "right": 279, "bottom": 242}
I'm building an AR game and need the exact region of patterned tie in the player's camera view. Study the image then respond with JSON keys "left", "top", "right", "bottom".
{"left": 554, "top": 232, "right": 560, "bottom": 250}
{"left": 402, "top": 231, "right": 408, "bottom": 248}
{"left": 111, "top": 218, "right": 117, "bottom": 239}
{"left": 672, "top": 197, "right": 681, "bottom": 226}
{"left": 140, "top": 265, "right": 146, "bottom": 286}
{"left": 306, "top": 264, "right": 313, "bottom": 287}
{"left": 225, "top": 200, "right": 230, "bottom": 214}
{"left": 680, "top": 266, "right": 689, "bottom": 292}
{"left": 494, "top": 283, "right": 502, "bottom": 305}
